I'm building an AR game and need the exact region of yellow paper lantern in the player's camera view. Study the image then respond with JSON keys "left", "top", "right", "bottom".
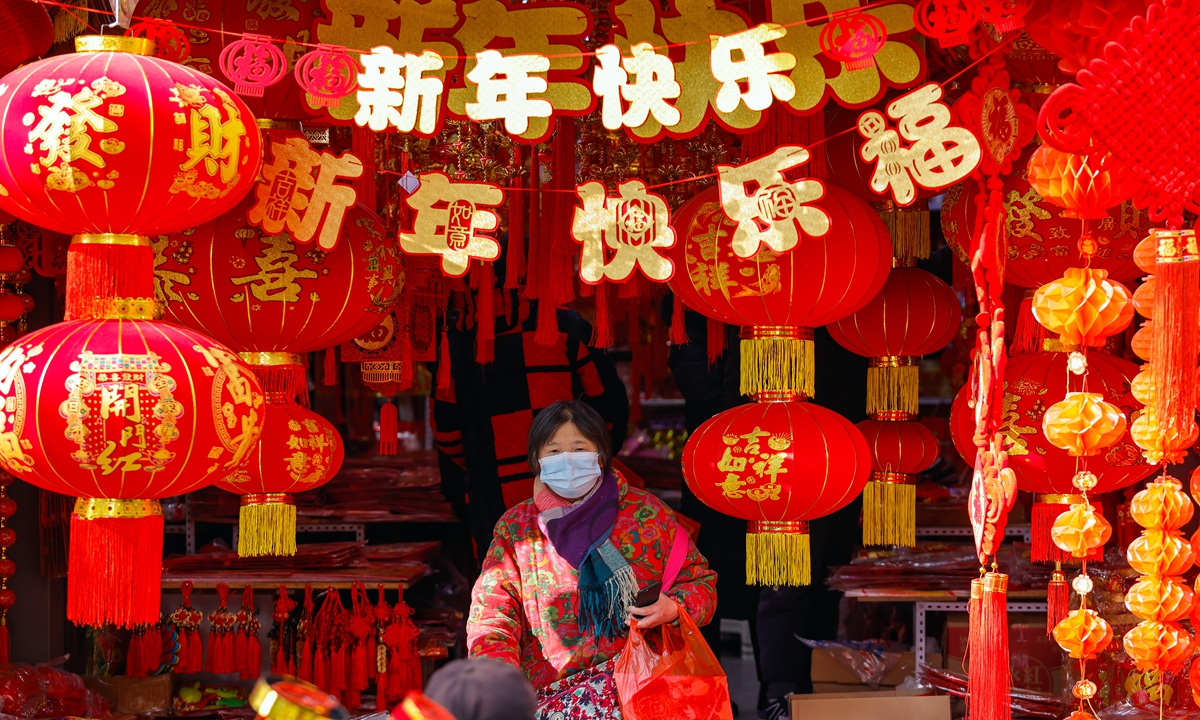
{"left": 1130, "top": 366, "right": 1154, "bottom": 405}
{"left": 1052, "top": 608, "right": 1113, "bottom": 659}
{"left": 1130, "top": 480, "right": 1195, "bottom": 530}
{"left": 1042, "top": 392, "right": 1128, "bottom": 456}
{"left": 1032, "top": 267, "right": 1134, "bottom": 348}
{"left": 1125, "top": 576, "right": 1194, "bottom": 622}
{"left": 1122, "top": 620, "right": 1194, "bottom": 673}
{"left": 1051, "top": 503, "right": 1113, "bottom": 558}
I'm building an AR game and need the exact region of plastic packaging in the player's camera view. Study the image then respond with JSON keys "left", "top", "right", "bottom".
{"left": 615, "top": 607, "right": 733, "bottom": 720}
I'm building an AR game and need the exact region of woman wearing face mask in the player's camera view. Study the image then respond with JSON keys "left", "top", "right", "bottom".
{"left": 466, "top": 400, "right": 717, "bottom": 718}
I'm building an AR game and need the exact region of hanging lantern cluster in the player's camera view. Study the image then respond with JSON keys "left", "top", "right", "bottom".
{"left": 828, "top": 266, "right": 960, "bottom": 546}
{"left": 0, "top": 35, "right": 267, "bottom": 628}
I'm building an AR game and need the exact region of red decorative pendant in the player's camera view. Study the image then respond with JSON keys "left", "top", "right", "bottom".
{"left": 913, "top": 0, "right": 982, "bottom": 48}
{"left": 819, "top": 10, "right": 888, "bottom": 72}
{"left": 294, "top": 45, "right": 359, "bottom": 108}
{"left": 219, "top": 33, "right": 287, "bottom": 98}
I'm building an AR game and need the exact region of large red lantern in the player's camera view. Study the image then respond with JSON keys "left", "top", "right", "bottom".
{"left": 828, "top": 267, "right": 961, "bottom": 415}
{"left": 215, "top": 368, "right": 343, "bottom": 558}
{"left": 941, "top": 145, "right": 1150, "bottom": 288}
{"left": 682, "top": 400, "right": 871, "bottom": 586}
{"left": 155, "top": 196, "right": 400, "bottom": 354}
{"left": 857, "top": 419, "right": 941, "bottom": 546}
{"left": 0, "top": 316, "right": 265, "bottom": 626}
{"left": 951, "top": 349, "right": 1154, "bottom": 561}
{"left": 668, "top": 182, "right": 891, "bottom": 398}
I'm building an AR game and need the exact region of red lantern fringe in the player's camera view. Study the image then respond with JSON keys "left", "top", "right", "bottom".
{"left": 379, "top": 401, "right": 398, "bottom": 456}
{"left": 474, "top": 262, "right": 495, "bottom": 364}
{"left": 1031, "top": 501, "right": 1105, "bottom": 564}
{"left": 126, "top": 626, "right": 145, "bottom": 677}
{"left": 1151, "top": 243, "right": 1200, "bottom": 438}
{"left": 323, "top": 346, "right": 338, "bottom": 386}
{"left": 1047, "top": 568, "right": 1069, "bottom": 635}
{"left": 706, "top": 317, "right": 726, "bottom": 366}
{"left": 68, "top": 512, "right": 164, "bottom": 629}
{"left": 64, "top": 242, "right": 154, "bottom": 320}
{"left": 670, "top": 293, "right": 689, "bottom": 345}
{"left": 250, "top": 363, "right": 309, "bottom": 408}
{"left": 506, "top": 145, "right": 525, "bottom": 290}
{"left": 968, "top": 573, "right": 1011, "bottom": 720}
{"left": 592, "top": 284, "right": 614, "bottom": 349}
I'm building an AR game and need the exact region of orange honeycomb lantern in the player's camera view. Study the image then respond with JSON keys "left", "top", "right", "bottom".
{"left": 1052, "top": 608, "right": 1113, "bottom": 659}
{"left": 1051, "top": 502, "right": 1112, "bottom": 558}
{"left": 1042, "top": 392, "right": 1128, "bottom": 457}
{"left": 1123, "top": 620, "right": 1194, "bottom": 674}
{"left": 1031, "top": 268, "right": 1134, "bottom": 348}
{"left": 1125, "top": 576, "right": 1194, "bottom": 622}
{"left": 1026, "top": 145, "right": 1125, "bottom": 220}
{"left": 1130, "top": 480, "right": 1195, "bottom": 530}
{"left": 1127, "top": 530, "right": 1195, "bottom": 577}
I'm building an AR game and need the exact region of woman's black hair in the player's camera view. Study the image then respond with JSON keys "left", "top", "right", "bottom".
{"left": 526, "top": 400, "right": 613, "bottom": 476}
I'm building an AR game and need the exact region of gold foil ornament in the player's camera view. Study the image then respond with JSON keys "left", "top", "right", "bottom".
{"left": 399, "top": 172, "right": 504, "bottom": 277}
{"left": 571, "top": 180, "right": 675, "bottom": 284}
{"left": 247, "top": 135, "right": 362, "bottom": 251}
{"left": 716, "top": 146, "right": 829, "bottom": 258}
{"left": 355, "top": 47, "right": 445, "bottom": 136}
{"left": 1032, "top": 268, "right": 1134, "bottom": 348}
{"left": 709, "top": 23, "right": 796, "bottom": 114}
{"left": 593, "top": 43, "right": 681, "bottom": 132}
{"left": 856, "top": 83, "right": 981, "bottom": 206}
{"left": 1041, "top": 392, "right": 1127, "bottom": 457}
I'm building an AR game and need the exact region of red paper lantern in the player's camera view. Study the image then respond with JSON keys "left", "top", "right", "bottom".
{"left": 0, "top": 36, "right": 261, "bottom": 238}
{"left": 0, "top": 0, "right": 52, "bottom": 77}
{"left": 1026, "top": 145, "right": 1125, "bottom": 220}
{"left": 218, "top": 34, "right": 288, "bottom": 98}
{"left": 858, "top": 419, "right": 941, "bottom": 475}
{"left": 682, "top": 400, "right": 871, "bottom": 586}
{"left": 294, "top": 46, "right": 358, "bottom": 109}
{"left": 0, "top": 294, "right": 24, "bottom": 324}
{"left": 819, "top": 12, "right": 888, "bottom": 72}
{"left": 941, "top": 145, "right": 1150, "bottom": 288}
{"left": 980, "top": 0, "right": 1032, "bottom": 34}
{"left": 156, "top": 196, "right": 400, "bottom": 355}
{"left": 951, "top": 349, "right": 1154, "bottom": 560}
{"left": 828, "top": 267, "right": 961, "bottom": 414}
{"left": 855, "top": 415, "right": 942, "bottom": 548}
{"left": 667, "top": 182, "right": 891, "bottom": 397}
{"left": 0, "top": 316, "right": 265, "bottom": 627}
{"left": 215, "top": 385, "right": 343, "bottom": 558}
{"left": 913, "top": 0, "right": 982, "bottom": 48}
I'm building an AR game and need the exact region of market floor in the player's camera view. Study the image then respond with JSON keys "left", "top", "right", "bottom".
{"left": 722, "top": 652, "right": 760, "bottom": 717}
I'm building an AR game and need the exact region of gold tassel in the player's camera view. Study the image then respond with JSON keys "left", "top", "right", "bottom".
{"left": 862, "top": 475, "right": 916, "bottom": 547}
{"left": 238, "top": 495, "right": 297, "bottom": 558}
{"left": 878, "top": 204, "right": 931, "bottom": 264}
{"left": 867, "top": 359, "right": 919, "bottom": 415}
{"left": 746, "top": 521, "right": 810, "bottom": 586}
{"left": 740, "top": 327, "right": 814, "bottom": 398}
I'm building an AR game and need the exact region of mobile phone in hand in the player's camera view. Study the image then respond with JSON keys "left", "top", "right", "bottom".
{"left": 634, "top": 581, "right": 663, "bottom": 608}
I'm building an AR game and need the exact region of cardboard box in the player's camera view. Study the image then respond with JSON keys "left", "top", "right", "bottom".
{"left": 945, "top": 613, "right": 1061, "bottom": 694}
{"left": 810, "top": 649, "right": 942, "bottom": 687}
{"left": 84, "top": 674, "right": 173, "bottom": 714}
{"left": 790, "top": 689, "right": 951, "bottom": 720}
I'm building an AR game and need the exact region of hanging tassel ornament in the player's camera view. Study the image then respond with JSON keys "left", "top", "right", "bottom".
{"left": 591, "top": 283, "right": 615, "bottom": 349}
{"left": 373, "top": 586, "right": 393, "bottom": 712}
{"left": 166, "top": 581, "right": 203, "bottom": 673}
{"left": 323, "top": 346, "right": 338, "bottom": 387}
{"left": 969, "top": 571, "right": 1012, "bottom": 720}
{"left": 745, "top": 521, "right": 810, "bottom": 586}
{"left": 739, "top": 326, "right": 814, "bottom": 398}
{"left": 706, "top": 317, "right": 726, "bottom": 367}
{"left": 670, "top": 293, "right": 689, "bottom": 346}
{"left": 270, "top": 586, "right": 297, "bottom": 676}
{"left": 68, "top": 499, "right": 164, "bottom": 628}
{"left": 296, "top": 585, "right": 315, "bottom": 683}
{"left": 379, "top": 400, "right": 398, "bottom": 456}
{"left": 236, "top": 585, "right": 261, "bottom": 681}
{"left": 435, "top": 324, "right": 451, "bottom": 391}
{"left": 505, "top": 144, "right": 526, "bottom": 290}
{"left": 1150, "top": 229, "right": 1200, "bottom": 440}
{"left": 347, "top": 584, "right": 373, "bottom": 710}
{"left": 1047, "top": 566, "right": 1069, "bottom": 635}
{"left": 206, "top": 583, "right": 237, "bottom": 674}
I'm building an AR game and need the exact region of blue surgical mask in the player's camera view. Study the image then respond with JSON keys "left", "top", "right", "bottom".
{"left": 538, "top": 451, "right": 602, "bottom": 499}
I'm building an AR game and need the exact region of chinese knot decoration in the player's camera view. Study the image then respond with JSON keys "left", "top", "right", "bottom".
{"left": 0, "top": 35, "right": 267, "bottom": 629}
{"left": 856, "top": 83, "right": 981, "bottom": 206}
{"left": 570, "top": 180, "right": 675, "bottom": 284}
{"left": 218, "top": 34, "right": 288, "bottom": 98}
{"left": 682, "top": 399, "right": 870, "bottom": 586}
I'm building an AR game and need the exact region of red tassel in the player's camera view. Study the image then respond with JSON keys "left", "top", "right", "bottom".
{"left": 233, "top": 629, "right": 248, "bottom": 677}
{"left": 1151, "top": 232, "right": 1200, "bottom": 439}
{"left": 379, "top": 401, "right": 398, "bottom": 456}
{"left": 952, "top": 256, "right": 973, "bottom": 299}
{"left": 592, "top": 284, "right": 615, "bottom": 349}
{"left": 351, "top": 126, "right": 377, "bottom": 211}
{"left": 436, "top": 330, "right": 451, "bottom": 391}
{"left": 474, "top": 262, "right": 495, "bottom": 364}
{"left": 670, "top": 293, "right": 689, "bottom": 345}
{"left": 0, "top": 622, "right": 11, "bottom": 665}
{"left": 298, "top": 588, "right": 314, "bottom": 682}
{"left": 248, "top": 363, "right": 309, "bottom": 408}
{"left": 968, "top": 573, "right": 1011, "bottom": 720}
{"left": 331, "top": 645, "right": 347, "bottom": 695}
{"left": 706, "top": 317, "right": 725, "bottom": 366}
{"left": 313, "top": 643, "right": 327, "bottom": 691}
{"left": 506, "top": 144, "right": 525, "bottom": 290}
{"left": 126, "top": 628, "right": 144, "bottom": 677}
{"left": 323, "top": 346, "right": 338, "bottom": 386}
{"left": 186, "top": 628, "right": 202, "bottom": 673}
{"left": 398, "top": 332, "right": 414, "bottom": 392}
{"left": 1047, "top": 568, "right": 1069, "bottom": 635}
{"left": 535, "top": 297, "right": 559, "bottom": 346}
{"left": 1010, "top": 294, "right": 1051, "bottom": 355}
{"left": 206, "top": 584, "right": 237, "bottom": 674}
{"left": 526, "top": 148, "right": 542, "bottom": 299}
{"left": 68, "top": 511, "right": 164, "bottom": 629}
{"left": 65, "top": 241, "right": 154, "bottom": 321}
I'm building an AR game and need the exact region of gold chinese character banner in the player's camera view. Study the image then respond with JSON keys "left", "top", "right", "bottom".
{"left": 571, "top": 179, "right": 675, "bottom": 284}
{"left": 303, "top": 0, "right": 924, "bottom": 142}
{"left": 399, "top": 172, "right": 505, "bottom": 277}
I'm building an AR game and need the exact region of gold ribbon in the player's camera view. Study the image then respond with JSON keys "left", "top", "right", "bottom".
{"left": 984, "top": 572, "right": 1009, "bottom": 594}
{"left": 870, "top": 410, "right": 916, "bottom": 421}
{"left": 71, "top": 233, "right": 150, "bottom": 247}
{"left": 74, "top": 36, "right": 155, "bottom": 56}
{"left": 870, "top": 356, "right": 917, "bottom": 369}
{"left": 1035, "top": 493, "right": 1085, "bottom": 506}
{"left": 242, "top": 493, "right": 295, "bottom": 507}
{"left": 75, "top": 297, "right": 162, "bottom": 321}
{"left": 240, "top": 352, "right": 304, "bottom": 368}
{"left": 748, "top": 520, "right": 809, "bottom": 535}
{"left": 739, "top": 326, "right": 813, "bottom": 342}
{"left": 751, "top": 390, "right": 802, "bottom": 403}
{"left": 73, "top": 498, "right": 162, "bottom": 520}
{"left": 870, "top": 471, "right": 915, "bottom": 485}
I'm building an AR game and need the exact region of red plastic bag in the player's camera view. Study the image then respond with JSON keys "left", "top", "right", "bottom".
{"left": 615, "top": 606, "right": 734, "bottom": 720}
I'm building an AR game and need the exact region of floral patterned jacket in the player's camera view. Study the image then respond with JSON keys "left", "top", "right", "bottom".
{"left": 467, "top": 474, "right": 717, "bottom": 689}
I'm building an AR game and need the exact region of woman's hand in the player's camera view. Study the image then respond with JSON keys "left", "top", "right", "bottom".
{"left": 627, "top": 594, "right": 679, "bottom": 629}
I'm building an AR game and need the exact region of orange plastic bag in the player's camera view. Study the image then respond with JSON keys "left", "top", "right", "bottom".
{"left": 614, "top": 605, "right": 734, "bottom": 720}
